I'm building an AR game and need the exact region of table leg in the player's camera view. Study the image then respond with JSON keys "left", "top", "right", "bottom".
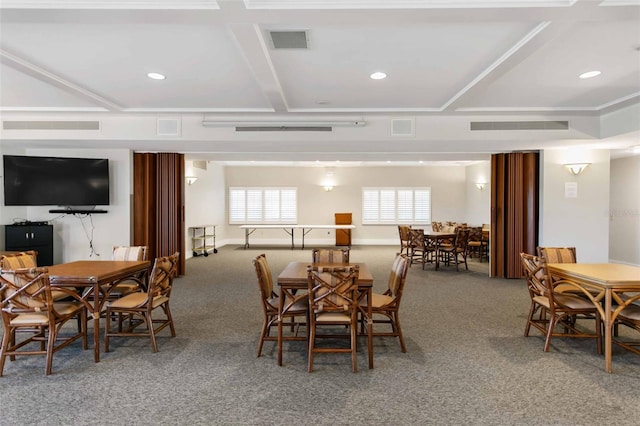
{"left": 92, "top": 282, "right": 101, "bottom": 362}
{"left": 244, "top": 229, "right": 250, "bottom": 249}
{"left": 367, "top": 287, "right": 373, "bottom": 369}
{"left": 277, "top": 287, "right": 284, "bottom": 366}
{"left": 434, "top": 239, "right": 441, "bottom": 271}
{"left": 604, "top": 288, "right": 613, "bottom": 373}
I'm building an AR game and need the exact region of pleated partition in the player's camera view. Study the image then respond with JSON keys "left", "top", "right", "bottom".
{"left": 133, "top": 153, "right": 185, "bottom": 275}
{"left": 490, "top": 152, "right": 539, "bottom": 278}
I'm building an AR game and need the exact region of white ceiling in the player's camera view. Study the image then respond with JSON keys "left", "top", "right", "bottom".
{"left": 0, "top": 0, "right": 639, "bottom": 164}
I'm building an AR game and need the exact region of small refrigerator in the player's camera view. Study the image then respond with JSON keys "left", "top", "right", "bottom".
{"left": 334, "top": 213, "right": 352, "bottom": 246}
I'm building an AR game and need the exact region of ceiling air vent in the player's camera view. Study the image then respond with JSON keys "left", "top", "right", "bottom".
{"left": 3, "top": 120, "right": 100, "bottom": 130}
{"left": 269, "top": 31, "right": 308, "bottom": 49}
{"left": 470, "top": 121, "right": 569, "bottom": 131}
{"left": 235, "top": 126, "right": 331, "bottom": 132}
{"left": 157, "top": 118, "right": 181, "bottom": 136}
{"left": 391, "top": 118, "right": 415, "bottom": 137}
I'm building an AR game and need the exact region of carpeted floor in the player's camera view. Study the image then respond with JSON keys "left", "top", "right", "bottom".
{"left": 1, "top": 245, "right": 639, "bottom": 425}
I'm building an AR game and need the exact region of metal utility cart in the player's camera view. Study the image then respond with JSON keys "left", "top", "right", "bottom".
{"left": 189, "top": 225, "right": 217, "bottom": 256}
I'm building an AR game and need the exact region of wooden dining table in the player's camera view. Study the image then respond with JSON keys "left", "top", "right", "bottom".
{"left": 48, "top": 260, "right": 151, "bottom": 362}
{"left": 547, "top": 262, "right": 640, "bottom": 373}
{"left": 423, "top": 231, "right": 456, "bottom": 270}
{"left": 277, "top": 261, "right": 374, "bottom": 369}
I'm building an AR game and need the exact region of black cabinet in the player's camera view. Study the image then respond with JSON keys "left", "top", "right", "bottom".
{"left": 5, "top": 224, "right": 54, "bottom": 266}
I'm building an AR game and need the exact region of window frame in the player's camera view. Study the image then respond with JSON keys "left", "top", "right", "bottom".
{"left": 362, "top": 187, "right": 431, "bottom": 225}
{"left": 228, "top": 187, "right": 298, "bottom": 224}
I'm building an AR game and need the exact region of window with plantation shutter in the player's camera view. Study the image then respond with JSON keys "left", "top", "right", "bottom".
{"left": 362, "top": 187, "right": 431, "bottom": 225}
{"left": 229, "top": 187, "right": 297, "bottom": 224}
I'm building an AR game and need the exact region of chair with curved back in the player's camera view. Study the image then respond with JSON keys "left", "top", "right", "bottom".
{"left": 612, "top": 293, "right": 640, "bottom": 356}
{"left": 108, "top": 245, "right": 149, "bottom": 297}
{"left": 104, "top": 252, "right": 179, "bottom": 353}
{"left": 311, "top": 248, "right": 350, "bottom": 263}
{"left": 439, "top": 227, "right": 470, "bottom": 271}
{"left": 520, "top": 252, "right": 602, "bottom": 353}
{"left": 0, "top": 266, "right": 87, "bottom": 376}
{"left": 467, "top": 227, "right": 487, "bottom": 262}
{"left": 361, "top": 253, "right": 410, "bottom": 352}
{"left": 397, "top": 225, "right": 412, "bottom": 256}
{"left": 407, "top": 228, "right": 434, "bottom": 269}
{"left": 536, "top": 247, "right": 595, "bottom": 296}
{"left": 252, "top": 253, "right": 307, "bottom": 363}
{"left": 307, "top": 265, "right": 360, "bottom": 373}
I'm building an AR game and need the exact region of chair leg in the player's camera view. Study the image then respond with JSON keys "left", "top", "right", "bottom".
{"left": 0, "top": 329, "right": 10, "bottom": 376}
{"left": 145, "top": 313, "right": 158, "bottom": 353}
{"left": 394, "top": 312, "right": 407, "bottom": 353}
{"left": 351, "top": 320, "right": 357, "bottom": 373}
{"left": 308, "top": 320, "right": 316, "bottom": 373}
{"left": 544, "top": 315, "right": 557, "bottom": 352}
{"left": 45, "top": 325, "right": 56, "bottom": 375}
{"left": 257, "top": 318, "right": 269, "bottom": 357}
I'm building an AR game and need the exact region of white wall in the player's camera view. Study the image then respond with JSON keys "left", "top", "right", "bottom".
{"left": 184, "top": 161, "right": 226, "bottom": 259}
{"left": 465, "top": 161, "right": 491, "bottom": 226}
{"left": 539, "top": 149, "right": 610, "bottom": 262}
{"left": 609, "top": 155, "right": 640, "bottom": 265}
{"left": 0, "top": 148, "right": 132, "bottom": 263}
{"left": 222, "top": 165, "right": 470, "bottom": 246}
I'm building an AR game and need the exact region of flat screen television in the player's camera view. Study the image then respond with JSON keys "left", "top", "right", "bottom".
{"left": 3, "top": 155, "right": 110, "bottom": 207}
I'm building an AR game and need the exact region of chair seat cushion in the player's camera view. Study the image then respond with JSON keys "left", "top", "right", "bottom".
{"left": 316, "top": 312, "right": 352, "bottom": 323}
{"left": 267, "top": 294, "right": 308, "bottom": 312}
{"left": 361, "top": 292, "right": 394, "bottom": 308}
{"left": 109, "top": 292, "right": 149, "bottom": 309}
{"left": 9, "top": 302, "right": 81, "bottom": 325}
{"left": 618, "top": 304, "right": 640, "bottom": 322}
{"left": 555, "top": 293, "right": 597, "bottom": 310}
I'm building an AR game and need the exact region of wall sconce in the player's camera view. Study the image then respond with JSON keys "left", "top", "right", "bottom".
{"left": 564, "top": 163, "right": 590, "bottom": 176}
{"left": 186, "top": 176, "right": 198, "bottom": 185}
{"left": 323, "top": 185, "right": 334, "bottom": 192}
{"left": 475, "top": 182, "right": 486, "bottom": 190}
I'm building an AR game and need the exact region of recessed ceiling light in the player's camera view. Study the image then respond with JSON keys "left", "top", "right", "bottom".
{"left": 579, "top": 70, "right": 601, "bottom": 79}
{"left": 370, "top": 72, "right": 387, "bottom": 80}
{"left": 147, "top": 72, "right": 166, "bottom": 80}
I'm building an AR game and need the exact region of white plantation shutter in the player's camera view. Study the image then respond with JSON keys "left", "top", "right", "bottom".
{"left": 228, "top": 187, "right": 297, "bottom": 224}
{"left": 229, "top": 189, "right": 246, "bottom": 223}
{"left": 362, "top": 187, "right": 430, "bottom": 225}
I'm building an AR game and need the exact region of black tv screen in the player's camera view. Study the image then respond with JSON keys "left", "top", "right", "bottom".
{"left": 3, "top": 155, "right": 110, "bottom": 206}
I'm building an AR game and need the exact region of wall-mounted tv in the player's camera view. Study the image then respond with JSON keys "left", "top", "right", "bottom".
{"left": 3, "top": 155, "right": 110, "bottom": 207}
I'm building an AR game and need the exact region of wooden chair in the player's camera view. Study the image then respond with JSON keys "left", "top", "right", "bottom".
{"left": 439, "top": 227, "right": 470, "bottom": 271}
{"left": 536, "top": 247, "right": 595, "bottom": 296}
{"left": 613, "top": 294, "right": 640, "bottom": 356}
{"left": 307, "top": 265, "right": 360, "bottom": 373}
{"left": 0, "top": 267, "right": 87, "bottom": 376}
{"left": 104, "top": 252, "right": 179, "bottom": 353}
{"left": 467, "top": 227, "right": 487, "bottom": 262}
{"left": 108, "top": 246, "right": 149, "bottom": 297}
{"left": 252, "top": 253, "right": 307, "bottom": 360}
{"left": 408, "top": 228, "right": 434, "bottom": 269}
{"left": 361, "top": 253, "right": 410, "bottom": 352}
{"left": 397, "top": 225, "right": 412, "bottom": 256}
{"left": 311, "top": 248, "right": 350, "bottom": 263}
{"left": 520, "top": 253, "right": 602, "bottom": 353}
{"left": 0, "top": 251, "right": 74, "bottom": 302}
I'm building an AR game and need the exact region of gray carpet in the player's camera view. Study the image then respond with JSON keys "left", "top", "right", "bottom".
{"left": 1, "top": 245, "right": 639, "bottom": 425}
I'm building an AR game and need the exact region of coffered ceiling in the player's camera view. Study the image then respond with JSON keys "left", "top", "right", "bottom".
{"left": 0, "top": 0, "right": 639, "bottom": 163}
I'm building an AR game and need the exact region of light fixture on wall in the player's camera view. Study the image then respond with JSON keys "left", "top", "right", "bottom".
{"left": 323, "top": 185, "right": 334, "bottom": 192}
{"left": 475, "top": 182, "right": 486, "bottom": 190}
{"left": 186, "top": 176, "right": 198, "bottom": 185}
{"left": 564, "top": 163, "right": 590, "bottom": 176}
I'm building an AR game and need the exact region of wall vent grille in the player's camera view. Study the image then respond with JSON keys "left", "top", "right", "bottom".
{"left": 470, "top": 121, "right": 569, "bottom": 131}
{"left": 3, "top": 120, "right": 100, "bottom": 130}
{"left": 270, "top": 31, "right": 308, "bottom": 49}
